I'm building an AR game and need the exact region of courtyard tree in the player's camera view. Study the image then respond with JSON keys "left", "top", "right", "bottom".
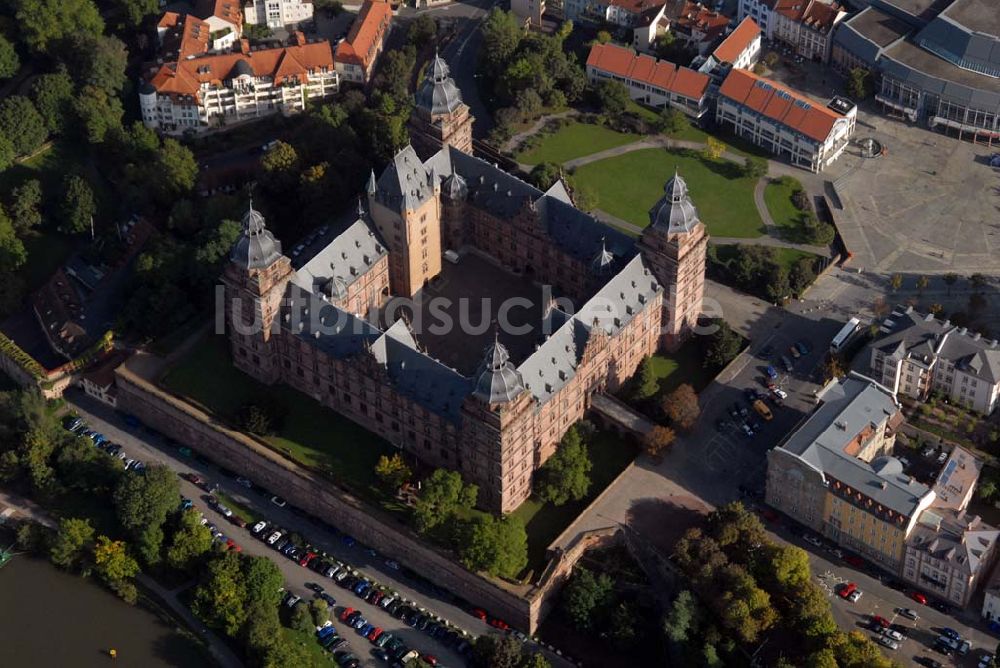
{"left": 928, "top": 303, "right": 943, "bottom": 315}
{"left": 413, "top": 468, "right": 478, "bottom": 533}
{"left": 703, "top": 319, "right": 743, "bottom": 368}
{"left": 890, "top": 273, "right": 903, "bottom": 291}
{"left": 0, "top": 96, "right": 48, "bottom": 157}
{"left": 374, "top": 453, "right": 411, "bottom": 492}
{"left": 561, "top": 566, "right": 613, "bottom": 630}
{"left": 663, "top": 590, "right": 700, "bottom": 644}
{"left": 460, "top": 514, "right": 528, "bottom": 579}
{"left": 630, "top": 355, "right": 659, "bottom": 401}
{"left": 644, "top": 425, "right": 675, "bottom": 458}
{"left": 656, "top": 107, "right": 687, "bottom": 135}
{"left": 596, "top": 30, "right": 612, "bottom": 44}
{"left": 915, "top": 274, "right": 930, "bottom": 294}
{"left": 50, "top": 517, "right": 95, "bottom": 571}
{"left": 763, "top": 51, "right": 779, "bottom": 68}
{"left": 846, "top": 67, "right": 872, "bottom": 100}
{"left": 742, "top": 156, "right": 767, "bottom": 179}
{"left": 662, "top": 383, "right": 700, "bottom": 430}
{"left": 536, "top": 426, "right": 591, "bottom": 506}
{"left": 528, "top": 162, "right": 561, "bottom": 190}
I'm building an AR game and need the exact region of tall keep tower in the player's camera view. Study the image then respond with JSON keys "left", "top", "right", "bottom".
{"left": 367, "top": 146, "right": 443, "bottom": 297}
{"left": 222, "top": 203, "right": 293, "bottom": 384}
{"left": 460, "top": 337, "right": 536, "bottom": 513}
{"left": 408, "top": 53, "right": 474, "bottom": 160}
{"left": 637, "top": 170, "right": 708, "bottom": 351}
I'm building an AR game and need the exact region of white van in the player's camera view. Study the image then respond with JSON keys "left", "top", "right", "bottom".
{"left": 443, "top": 249, "right": 460, "bottom": 264}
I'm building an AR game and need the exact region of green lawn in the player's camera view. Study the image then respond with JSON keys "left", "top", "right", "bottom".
{"left": 648, "top": 339, "right": 717, "bottom": 396}
{"left": 571, "top": 148, "right": 764, "bottom": 238}
{"left": 713, "top": 243, "right": 820, "bottom": 274}
{"left": 281, "top": 627, "right": 337, "bottom": 666}
{"left": 763, "top": 178, "right": 818, "bottom": 244}
{"left": 160, "top": 333, "right": 394, "bottom": 499}
{"left": 518, "top": 122, "right": 639, "bottom": 166}
{"left": 512, "top": 430, "right": 638, "bottom": 578}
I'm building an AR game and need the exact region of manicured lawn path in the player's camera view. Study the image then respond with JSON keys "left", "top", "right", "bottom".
{"left": 518, "top": 122, "right": 638, "bottom": 166}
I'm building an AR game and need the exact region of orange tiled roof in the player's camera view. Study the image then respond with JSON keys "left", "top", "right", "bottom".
{"left": 773, "top": 0, "right": 843, "bottom": 31}
{"left": 673, "top": 0, "right": 729, "bottom": 39}
{"left": 149, "top": 40, "right": 334, "bottom": 101}
{"left": 608, "top": 0, "right": 664, "bottom": 15}
{"left": 158, "top": 11, "right": 181, "bottom": 29}
{"left": 334, "top": 0, "right": 392, "bottom": 68}
{"left": 586, "top": 43, "right": 709, "bottom": 101}
{"left": 718, "top": 68, "right": 841, "bottom": 142}
{"left": 713, "top": 17, "right": 760, "bottom": 64}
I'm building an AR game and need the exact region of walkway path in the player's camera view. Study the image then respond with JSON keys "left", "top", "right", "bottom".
{"left": 502, "top": 109, "right": 578, "bottom": 154}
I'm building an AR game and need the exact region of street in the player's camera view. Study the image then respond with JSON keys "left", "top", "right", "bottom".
{"left": 66, "top": 390, "right": 486, "bottom": 668}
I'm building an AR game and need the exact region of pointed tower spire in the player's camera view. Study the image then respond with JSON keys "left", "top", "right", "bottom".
{"left": 366, "top": 169, "right": 377, "bottom": 196}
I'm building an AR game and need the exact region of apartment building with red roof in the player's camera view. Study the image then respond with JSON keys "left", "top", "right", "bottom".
{"left": 334, "top": 0, "right": 393, "bottom": 84}
{"left": 712, "top": 16, "right": 762, "bottom": 69}
{"left": 586, "top": 42, "right": 712, "bottom": 118}
{"left": 140, "top": 27, "right": 338, "bottom": 135}
{"left": 716, "top": 68, "right": 856, "bottom": 171}
{"left": 737, "top": 0, "right": 845, "bottom": 63}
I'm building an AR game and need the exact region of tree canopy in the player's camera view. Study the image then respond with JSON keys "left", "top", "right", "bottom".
{"left": 413, "top": 468, "right": 478, "bottom": 533}
{"left": 15, "top": 0, "right": 105, "bottom": 54}
{"left": 536, "top": 426, "right": 591, "bottom": 506}
{"left": 460, "top": 514, "right": 528, "bottom": 579}
{"left": 561, "top": 567, "right": 613, "bottom": 630}
{"left": 0, "top": 96, "right": 48, "bottom": 157}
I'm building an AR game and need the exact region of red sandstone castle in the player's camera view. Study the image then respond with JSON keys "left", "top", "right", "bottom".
{"left": 222, "top": 56, "right": 708, "bottom": 513}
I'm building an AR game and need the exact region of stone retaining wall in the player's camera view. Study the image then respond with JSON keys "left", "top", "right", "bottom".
{"left": 113, "top": 363, "right": 551, "bottom": 632}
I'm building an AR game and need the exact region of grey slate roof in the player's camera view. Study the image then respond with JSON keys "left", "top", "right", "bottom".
{"left": 649, "top": 170, "right": 701, "bottom": 234}
{"left": 291, "top": 219, "right": 387, "bottom": 301}
{"left": 907, "top": 507, "right": 998, "bottom": 576}
{"left": 283, "top": 284, "right": 383, "bottom": 358}
{"left": 779, "top": 375, "right": 931, "bottom": 518}
{"left": 519, "top": 255, "right": 661, "bottom": 404}
{"left": 472, "top": 337, "right": 526, "bottom": 404}
{"left": 875, "top": 306, "right": 1000, "bottom": 384}
{"left": 415, "top": 53, "right": 465, "bottom": 116}
{"left": 374, "top": 145, "right": 436, "bottom": 213}
{"left": 230, "top": 203, "right": 283, "bottom": 269}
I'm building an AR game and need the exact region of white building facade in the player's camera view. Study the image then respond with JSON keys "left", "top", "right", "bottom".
{"left": 243, "top": 0, "right": 314, "bottom": 28}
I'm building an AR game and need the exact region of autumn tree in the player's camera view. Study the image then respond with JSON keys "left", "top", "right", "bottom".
{"left": 702, "top": 137, "right": 725, "bottom": 160}
{"left": 93, "top": 536, "right": 140, "bottom": 602}
{"left": 643, "top": 425, "right": 675, "bottom": 458}
{"left": 374, "top": 453, "right": 411, "bottom": 492}
{"left": 890, "top": 273, "right": 903, "bottom": 291}
{"left": 662, "top": 383, "right": 700, "bottom": 430}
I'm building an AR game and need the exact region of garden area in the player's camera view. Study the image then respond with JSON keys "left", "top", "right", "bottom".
{"left": 159, "top": 333, "right": 395, "bottom": 501}
{"left": 906, "top": 393, "right": 1000, "bottom": 462}
{"left": 570, "top": 148, "right": 764, "bottom": 238}
{"left": 762, "top": 176, "right": 836, "bottom": 246}
{"left": 517, "top": 121, "right": 638, "bottom": 166}
{"left": 707, "top": 243, "right": 823, "bottom": 302}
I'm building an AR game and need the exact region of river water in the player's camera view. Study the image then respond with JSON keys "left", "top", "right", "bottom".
{"left": 0, "top": 553, "right": 211, "bottom": 667}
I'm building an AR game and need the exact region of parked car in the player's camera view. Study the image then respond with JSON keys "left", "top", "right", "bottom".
{"left": 911, "top": 591, "right": 928, "bottom": 605}
{"left": 251, "top": 521, "right": 268, "bottom": 535}
{"left": 339, "top": 607, "right": 355, "bottom": 622}
{"left": 271, "top": 495, "right": 287, "bottom": 508}
{"left": 837, "top": 582, "right": 861, "bottom": 602}
{"left": 752, "top": 399, "right": 773, "bottom": 421}
{"left": 877, "top": 636, "right": 899, "bottom": 651}
{"left": 937, "top": 451, "right": 948, "bottom": 464}
{"left": 882, "top": 628, "right": 903, "bottom": 642}
{"left": 844, "top": 555, "right": 865, "bottom": 568}
{"left": 870, "top": 615, "right": 890, "bottom": 629}
{"left": 771, "top": 388, "right": 788, "bottom": 400}
{"left": 795, "top": 340, "right": 811, "bottom": 354}
{"left": 788, "top": 345, "right": 800, "bottom": 359}
{"left": 897, "top": 607, "right": 919, "bottom": 620}
{"left": 780, "top": 355, "right": 794, "bottom": 372}
{"left": 803, "top": 534, "right": 823, "bottom": 548}
{"left": 941, "top": 628, "right": 961, "bottom": 641}
{"left": 235, "top": 476, "right": 253, "bottom": 488}
{"left": 266, "top": 531, "right": 283, "bottom": 545}
{"left": 766, "top": 365, "right": 778, "bottom": 380}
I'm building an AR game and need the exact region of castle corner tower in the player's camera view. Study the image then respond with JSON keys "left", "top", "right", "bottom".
{"left": 221, "top": 202, "right": 293, "bottom": 384}
{"left": 408, "top": 53, "right": 474, "bottom": 160}
{"left": 637, "top": 170, "right": 708, "bottom": 351}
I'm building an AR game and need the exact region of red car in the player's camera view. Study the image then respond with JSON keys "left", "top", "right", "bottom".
{"left": 367, "top": 627, "right": 383, "bottom": 642}
{"left": 844, "top": 555, "right": 864, "bottom": 568}
{"left": 911, "top": 591, "right": 928, "bottom": 605}
{"left": 422, "top": 656, "right": 438, "bottom": 667}
{"left": 225, "top": 538, "right": 241, "bottom": 552}
{"left": 489, "top": 618, "right": 510, "bottom": 631}
{"left": 870, "top": 615, "right": 890, "bottom": 629}
{"left": 339, "top": 607, "right": 355, "bottom": 622}
{"left": 299, "top": 551, "right": 317, "bottom": 567}
{"left": 472, "top": 609, "right": 487, "bottom": 621}
{"left": 182, "top": 472, "right": 204, "bottom": 486}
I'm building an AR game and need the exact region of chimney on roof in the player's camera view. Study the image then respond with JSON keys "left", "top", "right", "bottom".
{"left": 240, "top": 38, "right": 250, "bottom": 54}
{"left": 293, "top": 30, "right": 306, "bottom": 47}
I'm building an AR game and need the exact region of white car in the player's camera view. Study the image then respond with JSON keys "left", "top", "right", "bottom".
{"left": 266, "top": 531, "right": 282, "bottom": 545}
{"left": 882, "top": 628, "right": 903, "bottom": 642}
{"left": 251, "top": 521, "right": 267, "bottom": 534}
{"left": 923, "top": 447, "right": 935, "bottom": 458}
{"left": 877, "top": 636, "right": 898, "bottom": 651}
{"left": 771, "top": 388, "right": 788, "bottom": 400}
{"left": 847, "top": 589, "right": 862, "bottom": 603}
{"left": 937, "top": 451, "right": 948, "bottom": 464}
{"left": 217, "top": 504, "right": 233, "bottom": 518}
{"left": 804, "top": 534, "right": 823, "bottom": 548}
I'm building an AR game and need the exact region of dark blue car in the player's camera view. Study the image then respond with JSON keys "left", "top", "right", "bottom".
{"left": 766, "top": 365, "right": 778, "bottom": 380}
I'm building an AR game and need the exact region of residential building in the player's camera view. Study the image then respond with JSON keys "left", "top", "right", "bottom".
{"left": 140, "top": 31, "right": 338, "bottom": 135}
{"left": 738, "top": 0, "right": 777, "bottom": 37}
{"left": 586, "top": 42, "right": 712, "bottom": 118}
{"left": 831, "top": 0, "right": 1000, "bottom": 140}
{"left": 870, "top": 306, "right": 1000, "bottom": 415}
{"left": 666, "top": 0, "right": 731, "bottom": 54}
{"left": 223, "top": 74, "right": 707, "bottom": 512}
{"left": 696, "top": 16, "right": 762, "bottom": 75}
{"left": 196, "top": 0, "right": 243, "bottom": 37}
{"left": 243, "top": 0, "right": 314, "bottom": 28}
{"left": 766, "top": 374, "right": 925, "bottom": 571}
{"left": 80, "top": 350, "right": 131, "bottom": 408}
{"left": 770, "top": 0, "right": 846, "bottom": 63}
{"left": 983, "top": 561, "right": 1000, "bottom": 622}
{"left": 408, "top": 54, "right": 474, "bottom": 160}
{"left": 511, "top": 0, "right": 546, "bottom": 27}
{"left": 715, "top": 68, "right": 857, "bottom": 171}
{"left": 334, "top": 0, "right": 393, "bottom": 85}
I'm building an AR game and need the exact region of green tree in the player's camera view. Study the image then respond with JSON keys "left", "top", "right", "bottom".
{"left": 113, "top": 464, "right": 180, "bottom": 564}
{"left": 288, "top": 601, "right": 313, "bottom": 632}
{"left": 413, "top": 468, "right": 478, "bottom": 533}
{"left": 528, "top": 162, "right": 561, "bottom": 191}
{"left": 609, "top": 601, "right": 639, "bottom": 648}
{"left": 153, "top": 138, "right": 198, "bottom": 203}
{"left": 16, "top": 0, "right": 105, "bottom": 54}
{"left": 19, "top": 426, "right": 57, "bottom": 491}
{"left": 643, "top": 424, "right": 675, "bottom": 458}
{"left": 50, "top": 517, "right": 95, "bottom": 570}
{"left": 54, "top": 435, "right": 123, "bottom": 492}
{"left": 242, "top": 555, "right": 285, "bottom": 610}
{"left": 663, "top": 590, "right": 699, "bottom": 644}
{"left": 112, "top": 0, "right": 159, "bottom": 26}
{"left": 9, "top": 179, "right": 43, "bottom": 235}
{"left": 630, "top": 355, "right": 659, "bottom": 401}
{"left": 309, "top": 598, "right": 329, "bottom": 626}
{"left": 764, "top": 262, "right": 791, "bottom": 302}
{"left": 480, "top": 8, "right": 523, "bottom": 74}
{"left": 537, "top": 426, "right": 591, "bottom": 506}
{"left": 472, "top": 634, "right": 525, "bottom": 668}
{"left": 0, "top": 136, "right": 14, "bottom": 172}
{"left": 845, "top": 67, "right": 872, "bottom": 100}
{"left": 662, "top": 383, "right": 700, "bottom": 430}
{"left": 165, "top": 509, "right": 214, "bottom": 571}
{"left": 789, "top": 256, "right": 817, "bottom": 294}
{"left": 64, "top": 35, "right": 127, "bottom": 95}
{"left": 460, "top": 515, "right": 528, "bottom": 579}
{"left": 0, "top": 35, "right": 20, "bottom": 79}
{"left": 374, "top": 453, "right": 411, "bottom": 492}
{"left": 0, "top": 208, "right": 27, "bottom": 273}
{"left": 561, "top": 567, "right": 613, "bottom": 630}
{"left": 93, "top": 535, "right": 140, "bottom": 602}
{"left": 890, "top": 273, "right": 903, "bottom": 291}
{"left": 74, "top": 84, "right": 124, "bottom": 143}
{"left": 596, "top": 30, "right": 612, "bottom": 44}
{"left": 656, "top": 108, "right": 686, "bottom": 135}
{"left": 59, "top": 174, "right": 96, "bottom": 235}
{"left": 978, "top": 479, "right": 998, "bottom": 502}
{"left": 31, "top": 70, "right": 75, "bottom": 134}
{"left": 519, "top": 653, "right": 551, "bottom": 668}
{"left": 261, "top": 140, "right": 299, "bottom": 174}
{"left": 594, "top": 80, "right": 629, "bottom": 116}
{"left": 192, "top": 550, "right": 249, "bottom": 636}
{"left": 915, "top": 274, "right": 930, "bottom": 294}
{"left": 742, "top": 156, "right": 767, "bottom": 179}
{"left": 408, "top": 14, "right": 437, "bottom": 47}
{"left": 703, "top": 319, "right": 743, "bottom": 368}
{"left": 0, "top": 96, "right": 48, "bottom": 156}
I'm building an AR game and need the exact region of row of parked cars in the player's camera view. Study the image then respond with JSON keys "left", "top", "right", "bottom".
{"left": 64, "top": 416, "right": 146, "bottom": 473}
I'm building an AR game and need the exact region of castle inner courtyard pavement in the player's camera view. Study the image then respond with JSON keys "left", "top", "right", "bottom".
{"left": 832, "top": 111, "right": 1000, "bottom": 274}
